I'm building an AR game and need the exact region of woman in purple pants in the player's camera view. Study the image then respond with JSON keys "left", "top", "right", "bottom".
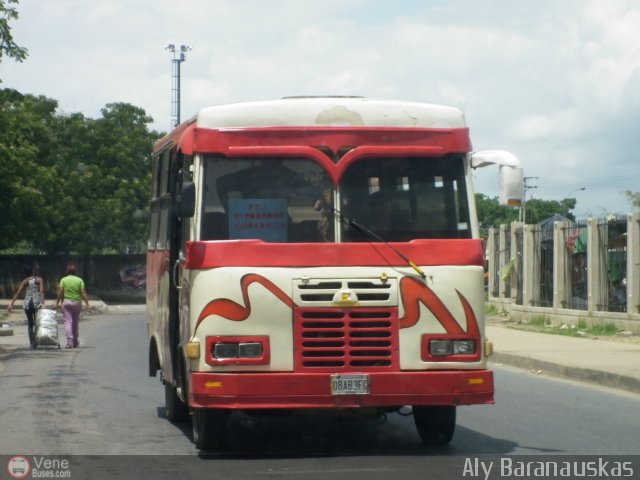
{"left": 55, "top": 263, "right": 90, "bottom": 348}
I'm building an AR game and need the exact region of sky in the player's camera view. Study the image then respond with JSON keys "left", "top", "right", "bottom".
{"left": 3, "top": 0, "right": 640, "bottom": 220}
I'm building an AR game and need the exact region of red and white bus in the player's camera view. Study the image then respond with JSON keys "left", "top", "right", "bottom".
{"left": 147, "top": 97, "right": 522, "bottom": 449}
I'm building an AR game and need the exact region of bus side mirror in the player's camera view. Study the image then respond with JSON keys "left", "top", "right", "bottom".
{"left": 177, "top": 181, "right": 196, "bottom": 217}
{"left": 498, "top": 165, "right": 523, "bottom": 207}
{"left": 471, "top": 150, "right": 523, "bottom": 208}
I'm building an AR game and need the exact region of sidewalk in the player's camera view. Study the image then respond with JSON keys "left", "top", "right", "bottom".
{"left": 487, "top": 315, "right": 640, "bottom": 395}
{"left": 2, "top": 302, "right": 639, "bottom": 395}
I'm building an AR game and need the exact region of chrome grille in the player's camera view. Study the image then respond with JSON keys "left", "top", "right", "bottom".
{"left": 293, "top": 278, "right": 398, "bottom": 307}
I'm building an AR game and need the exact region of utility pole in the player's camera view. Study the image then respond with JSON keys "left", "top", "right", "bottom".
{"left": 166, "top": 44, "right": 191, "bottom": 128}
{"left": 520, "top": 176, "right": 538, "bottom": 223}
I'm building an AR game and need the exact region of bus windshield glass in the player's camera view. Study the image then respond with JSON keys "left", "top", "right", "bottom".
{"left": 200, "top": 154, "right": 470, "bottom": 243}
{"left": 201, "top": 156, "right": 332, "bottom": 243}
{"left": 340, "top": 155, "right": 471, "bottom": 241}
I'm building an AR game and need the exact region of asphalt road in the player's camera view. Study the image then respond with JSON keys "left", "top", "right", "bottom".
{"left": 1, "top": 312, "right": 639, "bottom": 478}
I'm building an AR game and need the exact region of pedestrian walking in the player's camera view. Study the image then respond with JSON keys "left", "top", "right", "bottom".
{"left": 7, "top": 265, "right": 46, "bottom": 348}
{"left": 54, "top": 262, "right": 90, "bottom": 348}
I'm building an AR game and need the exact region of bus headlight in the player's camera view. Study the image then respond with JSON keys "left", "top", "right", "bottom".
{"left": 452, "top": 340, "right": 475, "bottom": 355}
{"left": 213, "top": 343, "right": 239, "bottom": 359}
{"left": 423, "top": 336, "right": 479, "bottom": 361}
{"left": 206, "top": 336, "right": 270, "bottom": 365}
{"left": 429, "top": 339, "right": 453, "bottom": 356}
{"left": 429, "top": 339, "right": 476, "bottom": 356}
{"left": 212, "top": 342, "right": 264, "bottom": 359}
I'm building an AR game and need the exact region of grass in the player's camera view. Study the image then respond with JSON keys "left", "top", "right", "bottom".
{"left": 508, "top": 315, "right": 622, "bottom": 338}
{"left": 485, "top": 303, "right": 511, "bottom": 317}
{"left": 484, "top": 304, "right": 501, "bottom": 316}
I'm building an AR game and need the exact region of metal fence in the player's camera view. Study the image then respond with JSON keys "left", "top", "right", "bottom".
{"left": 562, "top": 222, "right": 588, "bottom": 310}
{"left": 603, "top": 219, "right": 627, "bottom": 312}
{"left": 531, "top": 224, "right": 553, "bottom": 307}
{"left": 487, "top": 213, "right": 639, "bottom": 322}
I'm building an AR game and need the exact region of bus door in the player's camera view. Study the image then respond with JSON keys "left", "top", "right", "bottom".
{"left": 165, "top": 152, "right": 193, "bottom": 391}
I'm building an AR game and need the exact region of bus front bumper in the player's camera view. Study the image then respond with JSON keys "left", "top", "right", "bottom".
{"left": 189, "top": 370, "right": 494, "bottom": 409}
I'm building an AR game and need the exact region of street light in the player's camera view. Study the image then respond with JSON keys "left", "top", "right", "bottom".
{"left": 565, "top": 187, "right": 586, "bottom": 198}
{"left": 166, "top": 44, "right": 192, "bottom": 128}
{"left": 561, "top": 187, "right": 585, "bottom": 218}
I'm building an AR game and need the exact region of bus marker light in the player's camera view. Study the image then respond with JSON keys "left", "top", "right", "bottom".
{"left": 484, "top": 340, "right": 494, "bottom": 357}
{"left": 204, "top": 381, "right": 222, "bottom": 388}
{"left": 468, "top": 378, "right": 484, "bottom": 385}
{"left": 186, "top": 341, "right": 200, "bottom": 359}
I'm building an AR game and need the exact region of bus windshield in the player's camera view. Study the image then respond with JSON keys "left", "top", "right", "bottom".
{"left": 201, "top": 156, "right": 331, "bottom": 243}
{"left": 200, "top": 154, "right": 470, "bottom": 243}
{"left": 340, "top": 154, "right": 471, "bottom": 241}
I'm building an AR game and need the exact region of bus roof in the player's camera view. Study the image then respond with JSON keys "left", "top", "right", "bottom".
{"left": 194, "top": 97, "right": 467, "bottom": 129}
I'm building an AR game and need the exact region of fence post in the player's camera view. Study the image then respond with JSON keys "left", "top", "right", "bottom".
{"left": 628, "top": 213, "right": 640, "bottom": 315}
{"left": 553, "top": 221, "right": 568, "bottom": 309}
{"left": 510, "top": 221, "right": 523, "bottom": 304}
{"left": 522, "top": 223, "right": 537, "bottom": 306}
{"left": 499, "top": 224, "right": 509, "bottom": 300}
{"left": 587, "top": 218, "right": 605, "bottom": 313}
{"left": 487, "top": 227, "right": 497, "bottom": 299}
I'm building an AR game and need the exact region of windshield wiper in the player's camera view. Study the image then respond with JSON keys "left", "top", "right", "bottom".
{"left": 331, "top": 207, "right": 426, "bottom": 279}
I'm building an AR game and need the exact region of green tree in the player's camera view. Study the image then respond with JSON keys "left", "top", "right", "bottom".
{"left": 475, "top": 193, "right": 576, "bottom": 237}
{"left": 625, "top": 190, "right": 640, "bottom": 210}
{"left": 474, "top": 193, "right": 519, "bottom": 237}
{"left": 0, "top": 88, "right": 161, "bottom": 255}
{"left": 0, "top": 89, "right": 58, "bottom": 250}
{"left": 43, "top": 103, "right": 161, "bottom": 254}
{"left": 0, "top": 0, "right": 28, "bottom": 75}
{"left": 523, "top": 197, "right": 576, "bottom": 224}
{"left": 75, "top": 102, "right": 160, "bottom": 254}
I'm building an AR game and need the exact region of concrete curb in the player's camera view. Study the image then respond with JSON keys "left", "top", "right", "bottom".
{"left": 491, "top": 352, "right": 640, "bottom": 395}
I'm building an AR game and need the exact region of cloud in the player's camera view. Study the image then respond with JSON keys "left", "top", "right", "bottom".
{"left": 3, "top": 0, "right": 639, "bottom": 218}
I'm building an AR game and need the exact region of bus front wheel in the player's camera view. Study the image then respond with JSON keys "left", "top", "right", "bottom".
{"left": 164, "top": 383, "right": 189, "bottom": 422}
{"left": 192, "top": 408, "right": 229, "bottom": 450}
{"left": 412, "top": 405, "right": 456, "bottom": 446}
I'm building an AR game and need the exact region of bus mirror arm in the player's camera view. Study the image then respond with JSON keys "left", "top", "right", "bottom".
{"left": 177, "top": 181, "right": 196, "bottom": 218}
{"left": 470, "top": 150, "right": 523, "bottom": 208}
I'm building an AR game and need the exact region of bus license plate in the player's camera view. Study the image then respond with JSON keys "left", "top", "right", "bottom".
{"left": 330, "top": 374, "right": 369, "bottom": 395}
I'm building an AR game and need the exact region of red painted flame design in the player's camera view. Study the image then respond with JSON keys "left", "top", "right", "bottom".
{"left": 196, "top": 273, "right": 294, "bottom": 329}
{"left": 398, "top": 276, "right": 479, "bottom": 336}
{"left": 196, "top": 273, "right": 478, "bottom": 335}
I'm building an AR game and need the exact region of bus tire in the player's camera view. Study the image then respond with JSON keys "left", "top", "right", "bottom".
{"left": 412, "top": 405, "right": 456, "bottom": 446}
{"left": 192, "top": 408, "right": 229, "bottom": 450}
{"left": 164, "top": 383, "right": 189, "bottom": 422}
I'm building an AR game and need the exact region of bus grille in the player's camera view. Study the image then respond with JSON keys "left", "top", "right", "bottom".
{"left": 293, "top": 307, "right": 399, "bottom": 371}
